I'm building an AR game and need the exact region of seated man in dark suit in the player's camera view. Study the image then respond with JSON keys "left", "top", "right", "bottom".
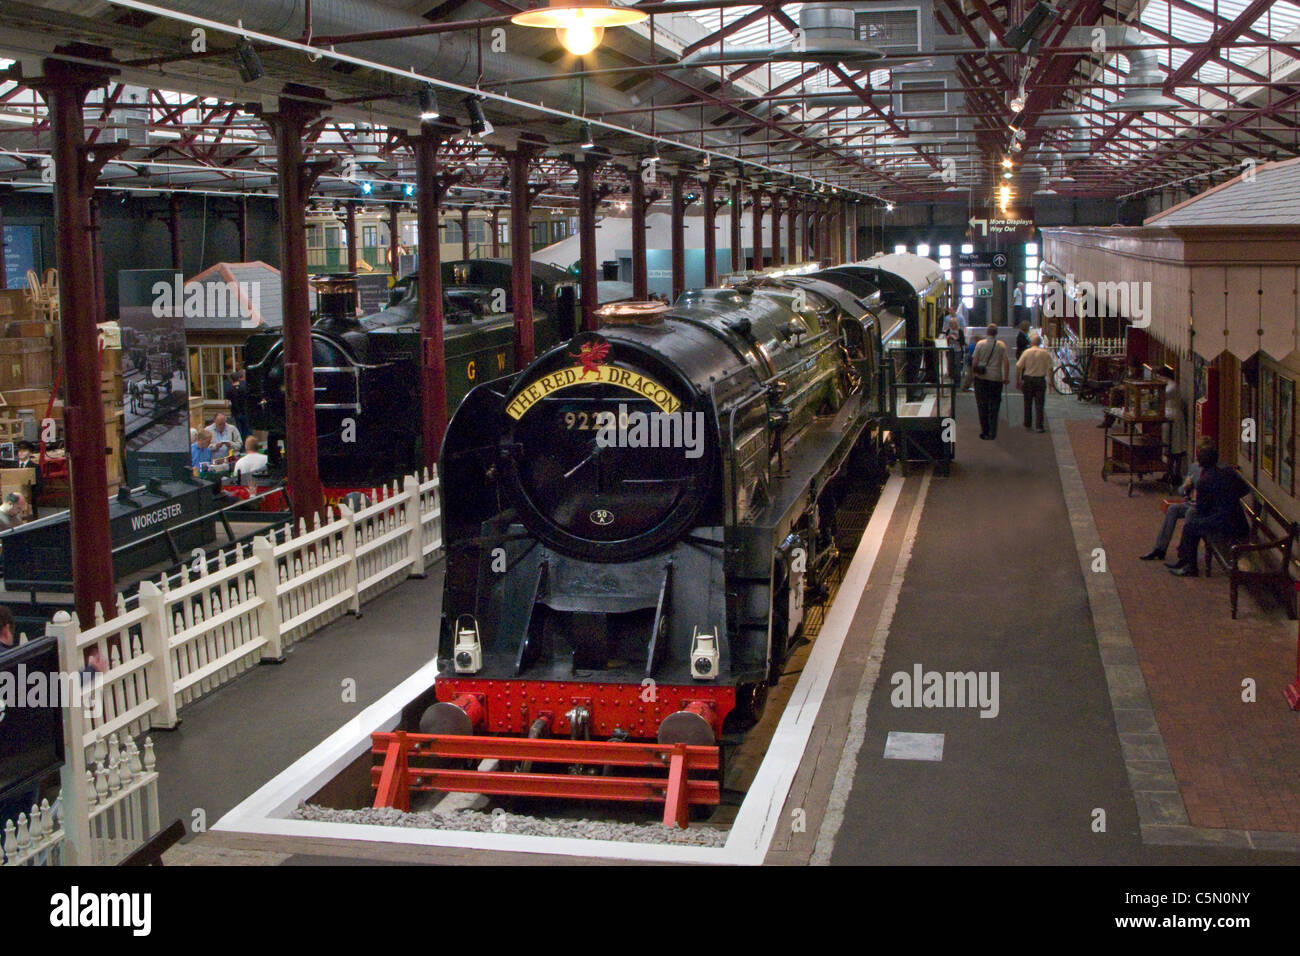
{"left": 1168, "top": 444, "right": 1250, "bottom": 577}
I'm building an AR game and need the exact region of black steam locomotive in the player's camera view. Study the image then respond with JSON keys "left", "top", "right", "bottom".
{"left": 243, "top": 260, "right": 580, "bottom": 486}
{"left": 427, "top": 253, "right": 947, "bottom": 746}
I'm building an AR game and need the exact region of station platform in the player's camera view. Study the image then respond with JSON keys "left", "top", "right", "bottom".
{"left": 152, "top": 379, "right": 1300, "bottom": 866}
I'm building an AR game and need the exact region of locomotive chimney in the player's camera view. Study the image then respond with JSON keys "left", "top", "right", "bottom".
{"left": 311, "top": 273, "right": 361, "bottom": 334}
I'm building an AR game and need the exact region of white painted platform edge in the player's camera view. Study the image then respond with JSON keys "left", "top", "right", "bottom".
{"left": 215, "top": 474, "right": 906, "bottom": 865}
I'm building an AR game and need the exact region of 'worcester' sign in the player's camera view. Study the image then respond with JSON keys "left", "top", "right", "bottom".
{"left": 506, "top": 365, "right": 682, "bottom": 420}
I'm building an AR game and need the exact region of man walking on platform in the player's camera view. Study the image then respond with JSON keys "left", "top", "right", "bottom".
{"left": 1016, "top": 333, "right": 1053, "bottom": 432}
{"left": 972, "top": 324, "right": 1009, "bottom": 440}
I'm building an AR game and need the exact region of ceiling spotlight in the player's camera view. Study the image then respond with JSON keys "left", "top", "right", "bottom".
{"left": 1010, "top": 93, "right": 1026, "bottom": 113}
{"left": 1011, "top": 141, "right": 1023, "bottom": 152}
{"left": 885, "top": 203, "right": 895, "bottom": 213}
{"left": 999, "top": 184, "right": 1012, "bottom": 209}
{"left": 418, "top": 83, "right": 440, "bottom": 122}
{"left": 466, "top": 97, "right": 493, "bottom": 138}
{"left": 579, "top": 121, "right": 595, "bottom": 149}
{"left": 235, "top": 38, "right": 265, "bottom": 83}
{"left": 511, "top": 2, "right": 649, "bottom": 58}
{"left": 1005, "top": 2, "right": 1055, "bottom": 52}
{"left": 1002, "top": 157, "right": 1013, "bottom": 168}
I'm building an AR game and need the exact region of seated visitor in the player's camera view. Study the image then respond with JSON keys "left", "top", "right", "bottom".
{"left": 206, "top": 412, "right": 242, "bottom": 459}
{"left": 191, "top": 429, "right": 214, "bottom": 473}
{"left": 1167, "top": 444, "right": 1250, "bottom": 577}
{"left": 232, "top": 436, "right": 269, "bottom": 485}
{"left": 0, "top": 492, "right": 28, "bottom": 531}
{"left": 1139, "top": 436, "right": 1219, "bottom": 562}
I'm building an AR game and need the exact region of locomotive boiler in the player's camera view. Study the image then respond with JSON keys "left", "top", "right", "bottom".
{"left": 428, "top": 253, "right": 947, "bottom": 747}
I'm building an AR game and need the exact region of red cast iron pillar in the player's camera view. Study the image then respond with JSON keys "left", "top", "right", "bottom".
{"left": 786, "top": 200, "right": 797, "bottom": 265}
{"left": 490, "top": 208, "right": 501, "bottom": 258}
{"left": 702, "top": 177, "right": 718, "bottom": 287}
{"left": 267, "top": 90, "right": 332, "bottom": 524}
{"left": 728, "top": 180, "right": 742, "bottom": 273}
{"left": 770, "top": 193, "right": 781, "bottom": 268}
{"left": 413, "top": 128, "right": 449, "bottom": 466}
{"left": 630, "top": 161, "right": 649, "bottom": 299}
{"left": 670, "top": 172, "right": 686, "bottom": 302}
{"left": 577, "top": 158, "right": 599, "bottom": 330}
{"left": 460, "top": 206, "right": 471, "bottom": 262}
{"left": 35, "top": 56, "right": 120, "bottom": 623}
{"left": 388, "top": 203, "right": 401, "bottom": 275}
{"left": 507, "top": 147, "right": 538, "bottom": 365}
{"left": 751, "top": 188, "right": 764, "bottom": 272}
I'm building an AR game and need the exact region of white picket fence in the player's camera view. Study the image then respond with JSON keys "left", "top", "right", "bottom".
{"left": 2, "top": 733, "right": 160, "bottom": 867}
{"left": 10, "top": 467, "right": 442, "bottom": 865}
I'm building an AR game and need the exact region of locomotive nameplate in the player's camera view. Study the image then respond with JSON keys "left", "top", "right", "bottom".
{"left": 506, "top": 365, "right": 681, "bottom": 420}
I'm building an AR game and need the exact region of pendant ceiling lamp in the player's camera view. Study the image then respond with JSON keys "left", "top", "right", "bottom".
{"left": 511, "top": 2, "right": 649, "bottom": 57}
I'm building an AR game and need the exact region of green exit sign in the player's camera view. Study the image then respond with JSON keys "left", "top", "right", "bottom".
{"left": 975, "top": 283, "right": 993, "bottom": 297}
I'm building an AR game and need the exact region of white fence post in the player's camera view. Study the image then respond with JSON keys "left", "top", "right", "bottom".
{"left": 339, "top": 502, "right": 362, "bottom": 615}
{"left": 252, "top": 534, "right": 285, "bottom": 661}
{"left": 48, "top": 611, "right": 91, "bottom": 867}
{"left": 137, "top": 580, "right": 179, "bottom": 730}
{"left": 404, "top": 473, "right": 426, "bottom": 578}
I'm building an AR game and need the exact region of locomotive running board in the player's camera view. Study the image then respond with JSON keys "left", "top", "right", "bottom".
{"left": 370, "top": 731, "right": 719, "bottom": 829}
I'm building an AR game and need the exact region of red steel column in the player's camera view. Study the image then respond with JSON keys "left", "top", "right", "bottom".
{"left": 460, "top": 206, "right": 471, "bottom": 261}
{"left": 269, "top": 94, "right": 327, "bottom": 523}
{"left": 38, "top": 60, "right": 116, "bottom": 622}
{"left": 413, "top": 130, "right": 448, "bottom": 466}
{"left": 168, "top": 192, "right": 183, "bottom": 273}
{"left": 729, "top": 181, "right": 742, "bottom": 273}
{"left": 345, "top": 200, "right": 358, "bottom": 275}
{"left": 630, "top": 163, "right": 648, "bottom": 300}
{"left": 490, "top": 207, "right": 501, "bottom": 258}
{"left": 702, "top": 177, "right": 717, "bottom": 287}
{"left": 670, "top": 173, "right": 685, "bottom": 301}
{"left": 786, "top": 200, "right": 797, "bottom": 265}
{"left": 751, "top": 188, "right": 764, "bottom": 272}
{"left": 507, "top": 148, "right": 537, "bottom": 366}
{"left": 89, "top": 196, "right": 106, "bottom": 329}
{"left": 577, "top": 159, "right": 598, "bottom": 330}
{"left": 388, "top": 203, "right": 401, "bottom": 275}
{"left": 770, "top": 193, "right": 781, "bottom": 268}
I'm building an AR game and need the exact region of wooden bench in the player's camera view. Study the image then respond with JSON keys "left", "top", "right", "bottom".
{"left": 1203, "top": 477, "right": 1298, "bottom": 619}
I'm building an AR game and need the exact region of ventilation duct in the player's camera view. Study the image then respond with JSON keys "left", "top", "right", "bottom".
{"left": 1040, "top": 112, "right": 1091, "bottom": 159}
{"left": 1063, "top": 25, "right": 1180, "bottom": 112}
{"left": 680, "top": 3, "right": 886, "bottom": 67}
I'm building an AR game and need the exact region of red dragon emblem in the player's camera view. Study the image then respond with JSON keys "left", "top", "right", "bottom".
{"left": 571, "top": 340, "right": 611, "bottom": 379}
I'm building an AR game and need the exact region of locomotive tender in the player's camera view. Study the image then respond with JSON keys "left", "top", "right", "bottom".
{"left": 428, "top": 253, "right": 947, "bottom": 747}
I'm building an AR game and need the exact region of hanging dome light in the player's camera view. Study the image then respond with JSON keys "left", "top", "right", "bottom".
{"left": 511, "top": 2, "right": 649, "bottom": 57}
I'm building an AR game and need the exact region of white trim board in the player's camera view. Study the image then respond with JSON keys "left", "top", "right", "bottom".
{"left": 215, "top": 474, "right": 909, "bottom": 865}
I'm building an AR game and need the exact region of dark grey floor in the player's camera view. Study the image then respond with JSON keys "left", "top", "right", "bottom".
{"left": 149, "top": 568, "right": 441, "bottom": 839}
{"left": 829, "top": 389, "right": 1296, "bottom": 865}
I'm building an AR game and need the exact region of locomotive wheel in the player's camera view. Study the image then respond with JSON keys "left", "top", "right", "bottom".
{"left": 725, "top": 682, "right": 768, "bottom": 732}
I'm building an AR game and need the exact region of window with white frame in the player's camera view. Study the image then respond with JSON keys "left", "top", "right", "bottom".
{"left": 1024, "top": 241, "right": 1040, "bottom": 304}
{"left": 960, "top": 243, "right": 974, "bottom": 308}
{"left": 938, "top": 243, "right": 952, "bottom": 287}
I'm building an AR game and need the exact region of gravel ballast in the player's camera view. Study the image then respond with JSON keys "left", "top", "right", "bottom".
{"left": 291, "top": 804, "right": 729, "bottom": 847}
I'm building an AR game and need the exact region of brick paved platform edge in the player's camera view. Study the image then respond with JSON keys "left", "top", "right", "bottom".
{"left": 1049, "top": 419, "right": 1300, "bottom": 854}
